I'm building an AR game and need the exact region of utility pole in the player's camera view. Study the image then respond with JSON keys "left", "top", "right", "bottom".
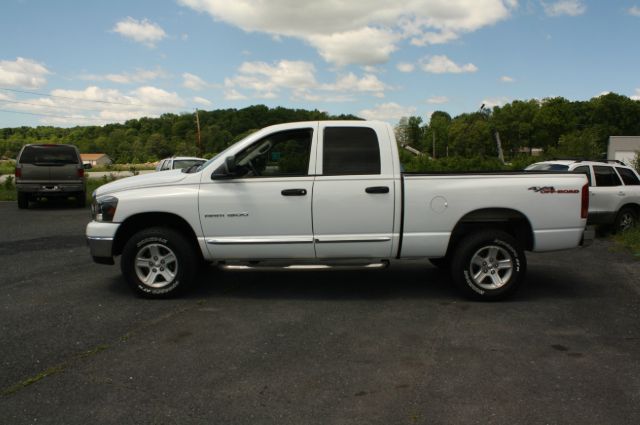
{"left": 432, "top": 130, "right": 436, "bottom": 159}
{"left": 195, "top": 109, "right": 202, "bottom": 157}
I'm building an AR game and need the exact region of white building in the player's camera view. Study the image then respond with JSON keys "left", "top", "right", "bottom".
{"left": 608, "top": 136, "right": 640, "bottom": 165}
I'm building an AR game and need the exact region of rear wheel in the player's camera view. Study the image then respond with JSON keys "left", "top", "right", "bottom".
{"left": 450, "top": 230, "right": 526, "bottom": 300}
{"left": 614, "top": 207, "right": 637, "bottom": 233}
{"left": 17, "top": 192, "right": 29, "bottom": 209}
{"left": 121, "top": 227, "right": 197, "bottom": 298}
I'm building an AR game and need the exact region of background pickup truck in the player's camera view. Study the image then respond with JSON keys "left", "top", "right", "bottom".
{"left": 87, "top": 121, "right": 591, "bottom": 300}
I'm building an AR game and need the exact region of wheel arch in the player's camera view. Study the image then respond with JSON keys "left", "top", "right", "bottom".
{"left": 113, "top": 212, "right": 202, "bottom": 260}
{"left": 446, "top": 208, "right": 534, "bottom": 256}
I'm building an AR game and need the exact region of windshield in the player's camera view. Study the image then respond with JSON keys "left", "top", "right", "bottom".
{"left": 19, "top": 145, "right": 79, "bottom": 165}
{"left": 525, "top": 163, "right": 570, "bottom": 171}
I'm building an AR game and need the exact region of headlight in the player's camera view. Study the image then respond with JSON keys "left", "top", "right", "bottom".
{"left": 92, "top": 196, "right": 119, "bottom": 222}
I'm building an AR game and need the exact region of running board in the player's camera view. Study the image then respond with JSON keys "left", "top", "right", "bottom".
{"left": 219, "top": 260, "right": 390, "bottom": 271}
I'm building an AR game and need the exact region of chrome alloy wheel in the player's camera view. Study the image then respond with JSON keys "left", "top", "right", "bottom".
{"left": 134, "top": 243, "right": 178, "bottom": 288}
{"left": 468, "top": 245, "right": 513, "bottom": 290}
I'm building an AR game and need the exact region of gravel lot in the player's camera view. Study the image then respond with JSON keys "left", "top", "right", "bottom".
{"left": 0, "top": 201, "right": 639, "bottom": 424}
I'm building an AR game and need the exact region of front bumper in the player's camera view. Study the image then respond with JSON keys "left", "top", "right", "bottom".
{"left": 86, "top": 221, "right": 120, "bottom": 265}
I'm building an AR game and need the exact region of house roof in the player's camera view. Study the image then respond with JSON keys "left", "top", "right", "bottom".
{"left": 80, "top": 153, "right": 109, "bottom": 160}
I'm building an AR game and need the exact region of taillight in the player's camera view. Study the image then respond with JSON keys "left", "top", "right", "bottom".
{"left": 14, "top": 167, "right": 21, "bottom": 178}
{"left": 581, "top": 183, "right": 589, "bottom": 219}
{"left": 77, "top": 168, "right": 85, "bottom": 178}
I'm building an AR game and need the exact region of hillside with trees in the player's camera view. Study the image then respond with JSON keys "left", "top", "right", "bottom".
{"left": 1, "top": 94, "right": 639, "bottom": 170}
{"left": 395, "top": 93, "right": 640, "bottom": 170}
{"left": 0, "top": 105, "right": 359, "bottom": 163}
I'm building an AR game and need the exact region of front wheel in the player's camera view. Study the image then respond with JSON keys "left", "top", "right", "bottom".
{"left": 121, "top": 227, "right": 197, "bottom": 298}
{"left": 450, "top": 230, "right": 526, "bottom": 301}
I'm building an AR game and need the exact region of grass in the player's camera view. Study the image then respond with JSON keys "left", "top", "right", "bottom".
{"left": 614, "top": 226, "right": 640, "bottom": 258}
{"left": 0, "top": 161, "right": 15, "bottom": 176}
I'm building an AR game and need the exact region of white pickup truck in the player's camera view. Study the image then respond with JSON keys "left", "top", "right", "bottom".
{"left": 87, "top": 121, "right": 592, "bottom": 300}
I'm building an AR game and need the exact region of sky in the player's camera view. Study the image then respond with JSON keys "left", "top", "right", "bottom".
{"left": 1, "top": 0, "right": 640, "bottom": 128}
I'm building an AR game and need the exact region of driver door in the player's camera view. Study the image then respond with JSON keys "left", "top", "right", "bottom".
{"left": 199, "top": 126, "right": 317, "bottom": 259}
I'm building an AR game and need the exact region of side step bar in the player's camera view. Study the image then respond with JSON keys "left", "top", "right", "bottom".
{"left": 219, "top": 260, "right": 390, "bottom": 271}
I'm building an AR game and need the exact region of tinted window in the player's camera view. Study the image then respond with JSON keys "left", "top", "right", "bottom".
{"left": 173, "top": 159, "right": 205, "bottom": 170}
{"left": 323, "top": 127, "right": 380, "bottom": 175}
{"left": 19, "top": 145, "right": 78, "bottom": 165}
{"left": 593, "top": 166, "right": 622, "bottom": 187}
{"left": 234, "top": 129, "right": 312, "bottom": 177}
{"left": 616, "top": 167, "right": 640, "bottom": 185}
{"left": 573, "top": 165, "right": 592, "bottom": 186}
{"left": 161, "top": 160, "right": 171, "bottom": 171}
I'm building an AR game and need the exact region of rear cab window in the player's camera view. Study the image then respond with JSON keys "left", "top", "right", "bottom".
{"left": 19, "top": 145, "right": 79, "bottom": 165}
{"left": 322, "top": 127, "right": 381, "bottom": 175}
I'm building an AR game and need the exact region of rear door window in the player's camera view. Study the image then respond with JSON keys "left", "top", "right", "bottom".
{"left": 322, "top": 127, "right": 381, "bottom": 175}
{"left": 19, "top": 145, "right": 78, "bottom": 165}
{"left": 593, "top": 166, "right": 622, "bottom": 187}
{"left": 615, "top": 167, "right": 640, "bottom": 185}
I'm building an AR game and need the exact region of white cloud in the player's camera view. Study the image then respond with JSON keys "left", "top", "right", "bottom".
{"left": 322, "top": 73, "right": 386, "bottom": 93}
{"left": 541, "top": 1, "right": 586, "bottom": 17}
{"left": 421, "top": 55, "right": 478, "bottom": 74}
{"left": 359, "top": 102, "right": 417, "bottom": 121}
{"left": 177, "top": 0, "right": 518, "bottom": 66}
{"left": 81, "top": 68, "right": 167, "bottom": 84}
{"left": 183, "top": 72, "right": 211, "bottom": 90}
{"left": 193, "top": 96, "right": 212, "bottom": 106}
{"left": 0, "top": 57, "right": 50, "bottom": 89}
{"left": 112, "top": 17, "right": 167, "bottom": 47}
{"left": 631, "top": 89, "right": 640, "bottom": 101}
{"left": 307, "top": 27, "right": 399, "bottom": 66}
{"left": 397, "top": 62, "right": 415, "bottom": 73}
{"left": 426, "top": 96, "right": 449, "bottom": 104}
{"left": 224, "top": 60, "right": 388, "bottom": 101}
{"left": 500, "top": 75, "right": 515, "bottom": 83}
{"left": 629, "top": 6, "right": 640, "bottom": 17}
{"left": 481, "top": 96, "right": 510, "bottom": 108}
{"left": 224, "top": 89, "right": 247, "bottom": 100}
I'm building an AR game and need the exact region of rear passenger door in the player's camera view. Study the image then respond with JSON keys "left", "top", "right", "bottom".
{"left": 590, "top": 165, "right": 624, "bottom": 221}
{"left": 312, "top": 124, "right": 396, "bottom": 259}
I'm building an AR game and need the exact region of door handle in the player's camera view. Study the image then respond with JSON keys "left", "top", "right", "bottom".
{"left": 618, "top": 191, "right": 626, "bottom": 196}
{"left": 281, "top": 188, "right": 307, "bottom": 196}
{"left": 365, "top": 186, "right": 389, "bottom": 194}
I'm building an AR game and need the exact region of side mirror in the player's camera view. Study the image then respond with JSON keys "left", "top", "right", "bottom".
{"left": 212, "top": 155, "right": 237, "bottom": 180}
{"left": 225, "top": 155, "right": 236, "bottom": 174}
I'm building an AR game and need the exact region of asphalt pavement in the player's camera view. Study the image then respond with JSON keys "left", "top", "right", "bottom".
{"left": 0, "top": 200, "right": 639, "bottom": 424}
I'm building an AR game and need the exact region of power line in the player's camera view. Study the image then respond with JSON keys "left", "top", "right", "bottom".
{"left": 0, "top": 87, "right": 141, "bottom": 106}
{"left": 0, "top": 98, "right": 106, "bottom": 113}
{"left": 0, "top": 108, "right": 109, "bottom": 122}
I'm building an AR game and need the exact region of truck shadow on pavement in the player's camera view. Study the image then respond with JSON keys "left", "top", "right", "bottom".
{"left": 172, "top": 261, "right": 598, "bottom": 302}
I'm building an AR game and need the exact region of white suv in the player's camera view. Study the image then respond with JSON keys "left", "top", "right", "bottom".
{"left": 526, "top": 160, "right": 640, "bottom": 232}
{"left": 155, "top": 156, "right": 206, "bottom": 171}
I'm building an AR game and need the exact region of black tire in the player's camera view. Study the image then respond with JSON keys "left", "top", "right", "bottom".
{"left": 75, "top": 191, "right": 86, "bottom": 208}
{"left": 450, "top": 230, "right": 526, "bottom": 301}
{"left": 17, "top": 192, "right": 29, "bottom": 209}
{"left": 121, "top": 227, "right": 197, "bottom": 298}
{"left": 613, "top": 207, "right": 637, "bottom": 234}
{"left": 429, "top": 257, "right": 450, "bottom": 270}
